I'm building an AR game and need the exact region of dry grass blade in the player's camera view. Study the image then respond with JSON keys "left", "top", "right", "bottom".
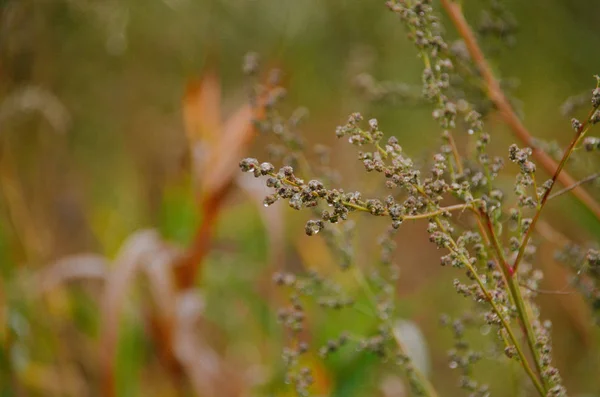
{"left": 98, "top": 227, "right": 237, "bottom": 396}
{"left": 183, "top": 72, "right": 222, "bottom": 145}
{"left": 173, "top": 291, "right": 247, "bottom": 397}
{"left": 0, "top": 149, "right": 49, "bottom": 260}
{"left": 99, "top": 229, "right": 165, "bottom": 397}
{"left": 36, "top": 254, "right": 108, "bottom": 295}
{"left": 199, "top": 104, "right": 254, "bottom": 197}
{"left": 0, "top": 86, "right": 71, "bottom": 134}
{"left": 141, "top": 245, "right": 181, "bottom": 374}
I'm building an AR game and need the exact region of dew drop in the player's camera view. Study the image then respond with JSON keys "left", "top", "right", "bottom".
{"left": 468, "top": 129, "right": 474, "bottom": 135}
{"left": 449, "top": 361, "right": 458, "bottom": 369}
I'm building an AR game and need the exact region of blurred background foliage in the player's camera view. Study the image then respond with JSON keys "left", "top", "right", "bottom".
{"left": 1, "top": 0, "right": 600, "bottom": 396}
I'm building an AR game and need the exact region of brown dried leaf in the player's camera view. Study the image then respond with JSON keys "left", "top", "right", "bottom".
{"left": 173, "top": 291, "right": 248, "bottom": 397}
{"left": 143, "top": 248, "right": 179, "bottom": 330}
{"left": 141, "top": 245, "right": 181, "bottom": 371}
{"left": 36, "top": 254, "right": 108, "bottom": 295}
{"left": 199, "top": 104, "right": 254, "bottom": 198}
{"left": 182, "top": 71, "right": 222, "bottom": 147}
{"left": 99, "top": 229, "right": 166, "bottom": 397}
{"left": 173, "top": 102, "right": 254, "bottom": 289}
{"left": 175, "top": 70, "right": 271, "bottom": 288}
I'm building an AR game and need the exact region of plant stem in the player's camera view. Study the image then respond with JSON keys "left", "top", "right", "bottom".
{"left": 440, "top": 0, "right": 600, "bottom": 221}
{"left": 344, "top": 201, "right": 472, "bottom": 220}
{"left": 512, "top": 109, "right": 598, "bottom": 274}
{"left": 479, "top": 211, "right": 547, "bottom": 390}
{"left": 446, "top": 131, "right": 464, "bottom": 176}
{"left": 434, "top": 218, "right": 546, "bottom": 396}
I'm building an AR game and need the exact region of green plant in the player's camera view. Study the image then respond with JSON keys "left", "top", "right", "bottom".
{"left": 240, "top": 1, "right": 600, "bottom": 396}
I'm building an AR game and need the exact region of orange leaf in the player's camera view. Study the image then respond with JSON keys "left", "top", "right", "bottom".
{"left": 200, "top": 104, "right": 254, "bottom": 198}
{"left": 182, "top": 71, "right": 222, "bottom": 147}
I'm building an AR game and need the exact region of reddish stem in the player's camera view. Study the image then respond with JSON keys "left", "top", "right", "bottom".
{"left": 440, "top": 0, "right": 600, "bottom": 221}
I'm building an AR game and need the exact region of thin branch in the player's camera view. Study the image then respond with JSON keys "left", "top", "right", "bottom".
{"left": 477, "top": 210, "right": 547, "bottom": 392}
{"left": 548, "top": 172, "right": 600, "bottom": 200}
{"left": 478, "top": 209, "right": 513, "bottom": 276}
{"left": 344, "top": 201, "right": 472, "bottom": 219}
{"left": 440, "top": 0, "right": 600, "bottom": 221}
{"left": 519, "top": 283, "right": 574, "bottom": 296}
{"left": 447, "top": 131, "right": 464, "bottom": 175}
{"left": 512, "top": 108, "right": 598, "bottom": 275}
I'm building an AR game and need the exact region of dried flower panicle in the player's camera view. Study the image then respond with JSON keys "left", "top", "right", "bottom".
{"left": 440, "top": 314, "right": 489, "bottom": 396}
{"left": 239, "top": 3, "right": 600, "bottom": 396}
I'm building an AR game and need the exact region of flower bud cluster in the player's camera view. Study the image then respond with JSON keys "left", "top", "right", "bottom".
{"left": 477, "top": 0, "right": 518, "bottom": 48}
{"left": 507, "top": 144, "right": 539, "bottom": 208}
{"left": 318, "top": 333, "right": 349, "bottom": 358}
{"left": 583, "top": 136, "right": 600, "bottom": 151}
{"left": 237, "top": 26, "right": 600, "bottom": 396}
{"left": 440, "top": 314, "right": 489, "bottom": 395}
{"left": 353, "top": 73, "right": 420, "bottom": 104}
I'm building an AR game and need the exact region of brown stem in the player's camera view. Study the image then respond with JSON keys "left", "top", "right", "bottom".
{"left": 478, "top": 209, "right": 513, "bottom": 277}
{"left": 173, "top": 184, "right": 231, "bottom": 290}
{"left": 512, "top": 110, "right": 597, "bottom": 274}
{"left": 440, "top": 0, "right": 600, "bottom": 221}
{"left": 477, "top": 210, "right": 547, "bottom": 391}
{"left": 447, "top": 131, "right": 464, "bottom": 175}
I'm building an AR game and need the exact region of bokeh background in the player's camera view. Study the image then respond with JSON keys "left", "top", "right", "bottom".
{"left": 1, "top": 0, "right": 600, "bottom": 396}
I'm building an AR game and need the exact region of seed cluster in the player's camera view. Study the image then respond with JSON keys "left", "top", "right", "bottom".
{"left": 238, "top": 2, "right": 600, "bottom": 395}
{"left": 273, "top": 270, "right": 356, "bottom": 396}
{"left": 440, "top": 314, "right": 489, "bottom": 396}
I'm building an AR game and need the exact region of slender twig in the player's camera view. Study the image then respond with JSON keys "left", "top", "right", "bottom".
{"left": 548, "top": 172, "right": 600, "bottom": 200}
{"left": 512, "top": 108, "right": 598, "bottom": 275}
{"left": 440, "top": 0, "right": 600, "bottom": 221}
{"left": 446, "top": 131, "right": 464, "bottom": 176}
{"left": 519, "top": 284, "right": 574, "bottom": 295}
{"left": 479, "top": 209, "right": 513, "bottom": 276}
{"left": 344, "top": 201, "right": 473, "bottom": 219}
{"left": 269, "top": 171, "right": 476, "bottom": 221}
